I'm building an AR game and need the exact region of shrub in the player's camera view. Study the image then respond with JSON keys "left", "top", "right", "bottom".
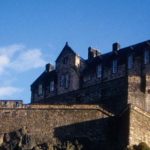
{"left": 137, "top": 142, "right": 150, "bottom": 150}
{"left": 127, "top": 142, "right": 150, "bottom": 150}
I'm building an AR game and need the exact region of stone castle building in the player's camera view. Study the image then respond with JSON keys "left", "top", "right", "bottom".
{"left": 0, "top": 40, "right": 150, "bottom": 150}
{"left": 31, "top": 40, "right": 150, "bottom": 114}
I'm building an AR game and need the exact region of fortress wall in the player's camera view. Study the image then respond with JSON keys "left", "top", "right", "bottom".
{"left": 0, "top": 105, "right": 116, "bottom": 149}
{"left": 40, "top": 77, "right": 127, "bottom": 114}
{"left": 129, "top": 105, "right": 150, "bottom": 146}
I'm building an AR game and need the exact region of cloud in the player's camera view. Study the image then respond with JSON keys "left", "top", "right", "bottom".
{"left": 0, "top": 44, "right": 47, "bottom": 100}
{"left": 10, "top": 48, "right": 46, "bottom": 72}
{"left": 0, "top": 44, "right": 25, "bottom": 58}
{"left": 0, "top": 86, "right": 22, "bottom": 97}
{"left": 0, "top": 44, "right": 46, "bottom": 73}
{"left": 0, "top": 55, "right": 10, "bottom": 74}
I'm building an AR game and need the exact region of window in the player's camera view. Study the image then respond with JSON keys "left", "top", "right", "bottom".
{"left": 144, "top": 49, "right": 149, "bottom": 64}
{"left": 60, "top": 74, "right": 69, "bottom": 88}
{"left": 63, "top": 57, "right": 68, "bottom": 64}
{"left": 97, "top": 64, "right": 102, "bottom": 78}
{"left": 65, "top": 74, "right": 69, "bottom": 88}
{"left": 128, "top": 54, "right": 133, "bottom": 69}
{"left": 60, "top": 75, "right": 65, "bottom": 87}
{"left": 38, "top": 84, "right": 43, "bottom": 95}
{"left": 112, "top": 59, "right": 117, "bottom": 73}
{"left": 50, "top": 81, "right": 55, "bottom": 92}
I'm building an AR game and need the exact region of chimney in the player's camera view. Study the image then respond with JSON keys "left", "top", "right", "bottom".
{"left": 45, "top": 63, "right": 54, "bottom": 72}
{"left": 112, "top": 42, "right": 120, "bottom": 52}
{"left": 88, "top": 47, "right": 101, "bottom": 60}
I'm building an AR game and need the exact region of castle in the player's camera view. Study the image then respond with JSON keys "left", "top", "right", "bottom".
{"left": 0, "top": 40, "right": 150, "bottom": 150}
{"left": 31, "top": 40, "right": 150, "bottom": 114}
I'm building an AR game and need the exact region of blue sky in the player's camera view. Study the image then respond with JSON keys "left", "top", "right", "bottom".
{"left": 0, "top": 0, "right": 150, "bottom": 103}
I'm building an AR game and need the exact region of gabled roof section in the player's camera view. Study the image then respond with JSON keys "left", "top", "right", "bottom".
{"left": 56, "top": 42, "right": 76, "bottom": 62}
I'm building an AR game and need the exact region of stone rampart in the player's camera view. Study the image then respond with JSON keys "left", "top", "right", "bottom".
{"left": 0, "top": 104, "right": 116, "bottom": 149}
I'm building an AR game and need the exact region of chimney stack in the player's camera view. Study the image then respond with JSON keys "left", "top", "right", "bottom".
{"left": 112, "top": 42, "right": 120, "bottom": 52}
{"left": 45, "top": 63, "right": 54, "bottom": 72}
{"left": 88, "top": 47, "right": 101, "bottom": 60}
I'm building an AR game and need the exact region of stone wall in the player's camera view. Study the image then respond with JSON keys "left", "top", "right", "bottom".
{"left": 40, "top": 77, "right": 127, "bottom": 114}
{"left": 128, "top": 75, "right": 145, "bottom": 109}
{"left": 127, "top": 55, "right": 150, "bottom": 112}
{"left": 129, "top": 105, "right": 150, "bottom": 147}
{"left": 0, "top": 104, "right": 117, "bottom": 149}
{"left": 127, "top": 55, "right": 146, "bottom": 111}
{"left": 0, "top": 103, "right": 149, "bottom": 149}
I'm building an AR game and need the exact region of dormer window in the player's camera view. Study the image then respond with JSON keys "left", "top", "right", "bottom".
{"left": 38, "top": 84, "right": 43, "bottom": 95}
{"left": 97, "top": 64, "right": 102, "bottom": 78}
{"left": 50, "top": 81, "right": 55, "bottom": 92}
{"left": 144, "top": 49, "right": 149, "bottom": 64}
{"left": 112, "top": 59, "right": 117, "bottom": 73}
{"left": 128, "top": 54, "right": 133, "bottom": 69}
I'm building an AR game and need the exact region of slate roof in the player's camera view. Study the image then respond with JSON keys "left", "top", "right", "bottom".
{"left": 83, "top": 40, "right": 150, "bottom": 74}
